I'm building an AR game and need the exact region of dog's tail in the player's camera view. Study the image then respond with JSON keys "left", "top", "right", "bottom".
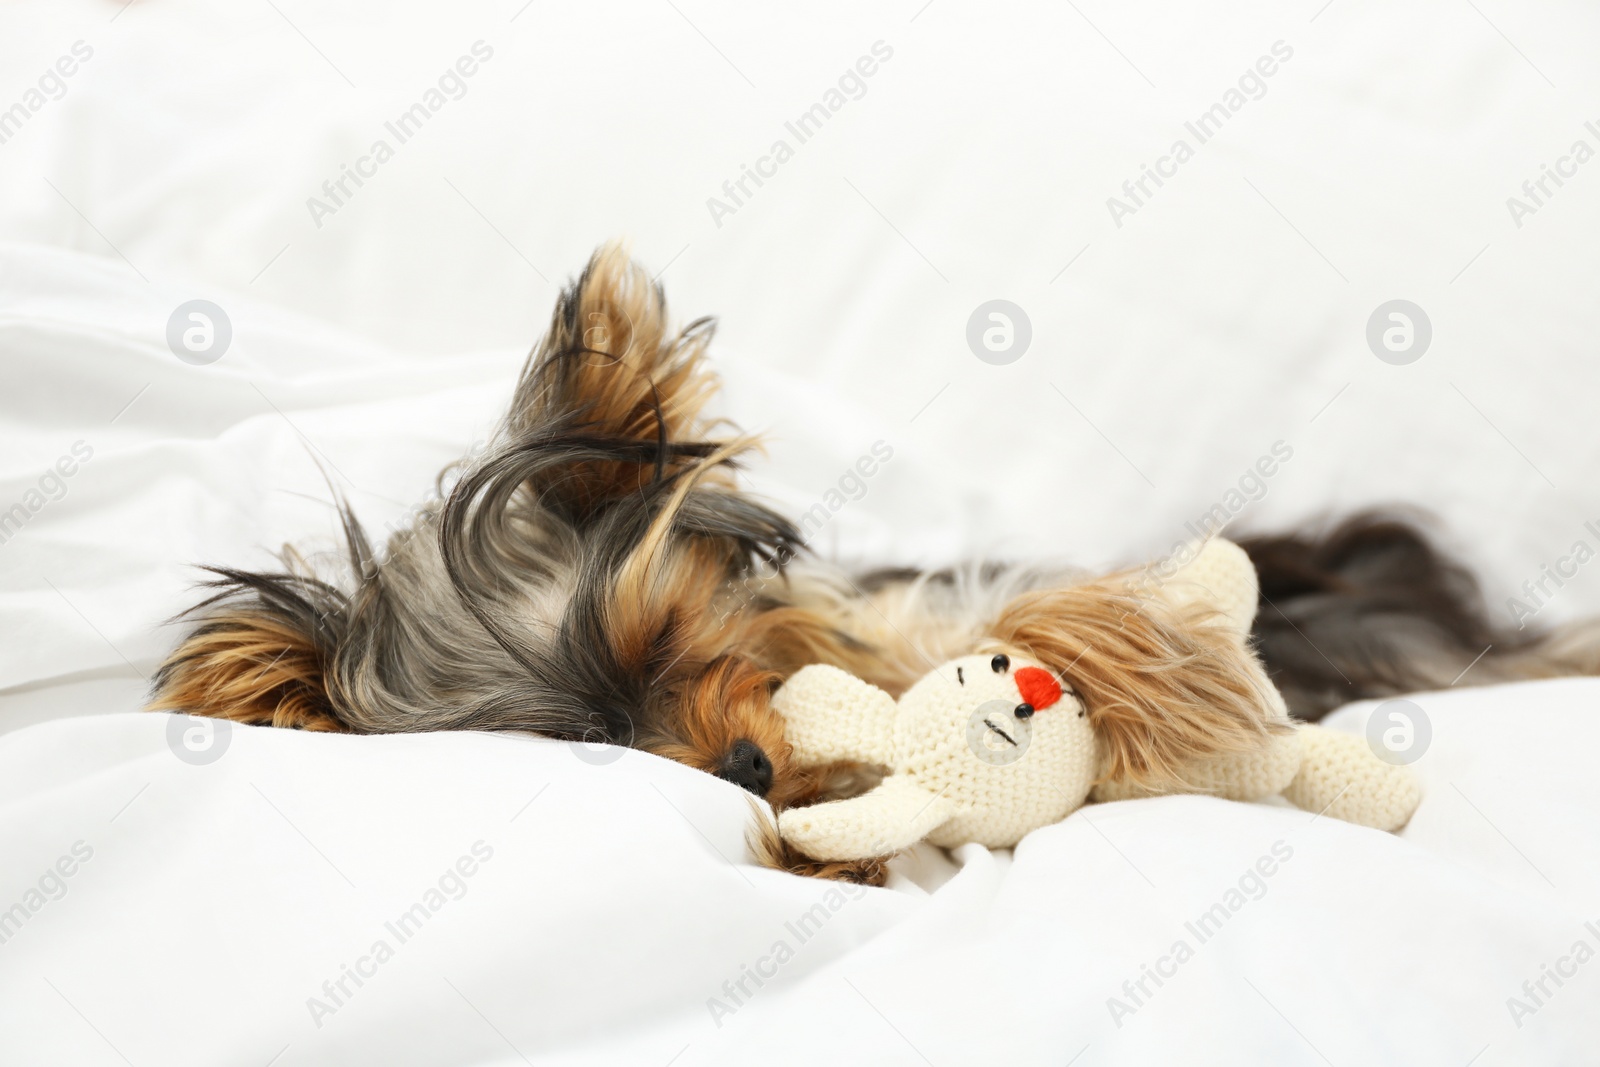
{"left": 1240, "top": 511, "right": 1600, "bottom": 720}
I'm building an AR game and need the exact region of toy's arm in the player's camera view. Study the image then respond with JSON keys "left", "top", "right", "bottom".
{"left": 1282, "top": 724, "right": 1422, "bottom": 831}
{"left": 1092, "top": 725, "right": 1422, "bottom": 832}
{"left": 772, "top": 664, "right": 898, "bottom": 768}
{"left": 777, "top": 776, "right": 956, "bottom": 862}
{"left": 1090, "top": 729, "right": 1302, "bottom": 803}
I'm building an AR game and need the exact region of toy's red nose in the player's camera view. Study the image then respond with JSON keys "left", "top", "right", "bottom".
{"left": 1013, "top": 666, "right": 1062, "bottom": 710}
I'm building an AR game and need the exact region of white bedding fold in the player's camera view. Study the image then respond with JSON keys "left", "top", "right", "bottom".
{"left": 2, "top": 677, "right": 1596, "bottom": 1065}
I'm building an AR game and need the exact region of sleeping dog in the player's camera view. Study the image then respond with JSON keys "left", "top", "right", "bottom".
{"left": 149, "top": 244, "right": 1600, "bottom": 882}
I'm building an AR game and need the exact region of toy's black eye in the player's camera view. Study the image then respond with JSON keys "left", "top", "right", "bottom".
{"left": 1014, "top": 703, "right": 1034, "bottom": 719}
{"left": 956, "top": 667, "right": 965, "bottom": 685}
{"left": 991, "top": 654, "right": 1009, "bottom": 673}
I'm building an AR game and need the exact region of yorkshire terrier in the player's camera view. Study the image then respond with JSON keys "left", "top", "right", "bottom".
{"left": 149, "top": 244, "right": 1600, "bottom": 883}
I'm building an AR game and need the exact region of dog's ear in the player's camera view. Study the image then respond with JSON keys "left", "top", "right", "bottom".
{"left": 989, "top": 567, "right": 1282, "bottom": 793}
{"left": 497, "top": 241, "right": 735, "bottom": 518}
{"left": 436, "top": 246, "right": 803, "bottom": 716}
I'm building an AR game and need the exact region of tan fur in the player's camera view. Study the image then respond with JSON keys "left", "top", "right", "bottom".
{"left": 148, "top": 613, "right": 346, "bottom": 732}
{"left": 728, "top": 573, "right": 983, "bottom": 696}
{"left": 729, "top": 604, "right": 887, "bottom": 688}
{"left": 613, "top": 442, "right": 755, "bottom": 604}
{"left": 606, "top": 538, "right": 723, "bottom": 670}
{"left": 644, "top": 655, "right": 809, "bottom": 807}
{"left": 988, "top": 573, "right": 1284, "bottom": 793}
{"left": 508, "top": 241, "right": 735, "bottom": 509}
{"left": 746, "top": 799, "right": 889, "bottom": 886}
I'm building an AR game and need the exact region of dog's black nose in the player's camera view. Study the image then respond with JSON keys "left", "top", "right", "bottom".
{"left": 1015, "top": 703, "right": 1034, "bottom": 719}
{"left": 718, "top": 739, "right": 773, "bottom": 796}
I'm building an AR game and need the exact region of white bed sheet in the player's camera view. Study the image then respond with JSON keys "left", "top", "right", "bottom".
{"left": 1, "top": 679, "right": 1597, "bottom": 1066}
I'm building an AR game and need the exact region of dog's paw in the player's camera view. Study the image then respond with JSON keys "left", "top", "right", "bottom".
{"left": 746, "top": 798, "right": 891, "bottom": 885}
{"left": 778, "top": 853, "right": 890, "bottom": 886}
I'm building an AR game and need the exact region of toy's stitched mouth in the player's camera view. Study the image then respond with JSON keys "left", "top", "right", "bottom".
{"left": 982, "top": 717, "right": 1018, "bottom": 746}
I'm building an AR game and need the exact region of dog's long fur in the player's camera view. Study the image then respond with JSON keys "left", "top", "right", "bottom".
{"left": 153, "top": 246, "right": 813, "bottom": 802}
{"left": 151, "top": 244, "right": 1600, "bottom": 883}
{"left": 1240, "top": 514, "right": 1600, "bottom": 719}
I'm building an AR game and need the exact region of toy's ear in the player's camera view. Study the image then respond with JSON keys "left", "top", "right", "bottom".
{"left": 1159, "top": 538, "right": 1259, "bottom": 638}
{"left": 989, "top": 561, "right": 1283, "bottom": 793}
{"left": 772, "top": 664, "right": 898, "bottom": 769}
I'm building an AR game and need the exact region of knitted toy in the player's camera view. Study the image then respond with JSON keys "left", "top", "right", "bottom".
{"left": 774, "top": 540, "right": 1422, "bottom": 862}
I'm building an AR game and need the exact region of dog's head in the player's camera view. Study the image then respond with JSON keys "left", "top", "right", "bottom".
{"left": 151, "top": 245, "right": 810, "bottom": 805}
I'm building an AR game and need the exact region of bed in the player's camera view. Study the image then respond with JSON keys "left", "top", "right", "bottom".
{"left": 4, "top": 1, "right": 1600, "bottom": 1063}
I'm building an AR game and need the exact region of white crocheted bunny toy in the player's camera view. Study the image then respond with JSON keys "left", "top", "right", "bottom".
{"left": 775, "top": 540, "right": 1422, "bottom": 862}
